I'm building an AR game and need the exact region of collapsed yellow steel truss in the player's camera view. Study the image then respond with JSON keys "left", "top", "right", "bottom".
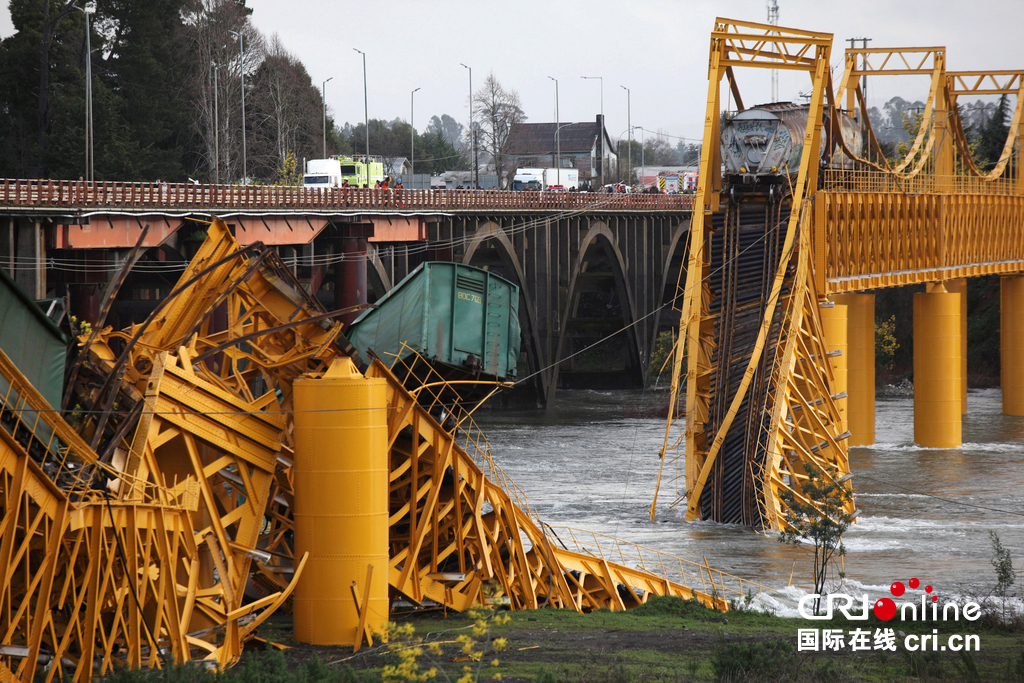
{"left": 2, "top": 220, "right": 767, "bottom": 681}
{"left": 655, "top": 19, "right": 1024, "bottom": 530}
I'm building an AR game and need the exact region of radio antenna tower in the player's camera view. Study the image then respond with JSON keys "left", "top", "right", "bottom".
{"left": 767, "top": 0, "right": 779, "bottom": 102}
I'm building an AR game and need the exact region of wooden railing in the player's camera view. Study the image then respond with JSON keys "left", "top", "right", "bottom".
{"left": 0, "top": 178, "right": 695, "bottom": 212}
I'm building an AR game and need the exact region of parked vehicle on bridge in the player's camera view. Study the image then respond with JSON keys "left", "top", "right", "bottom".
{"left": 720, "top": 102, "right": 862, "bottom": 180}
{"left": 513, "top": 167, "right": 580, "bottom": 191}
{"left": 303, "top": 155, "right": 385, "bottom": 188}
{"left": 513, "top": 168, "right": 545, "bottom": 190}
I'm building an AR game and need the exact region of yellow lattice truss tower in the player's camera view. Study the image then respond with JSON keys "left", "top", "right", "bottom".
{"left": 654, "top": 19, "right": 1024, "bottom": 530}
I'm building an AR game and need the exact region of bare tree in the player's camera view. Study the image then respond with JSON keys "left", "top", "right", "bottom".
{"left": 472, "top": 73, "right": 526, "bottom": 187}
{"left": 180, "top": 0, "right": 253, "bottom": 182}
{"left": 246, "top": 34, "right": 325, "bottom": 181}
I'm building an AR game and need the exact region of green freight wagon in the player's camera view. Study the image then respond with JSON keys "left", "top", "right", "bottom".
{"left": 347, "top": 262, "right": 520, "bottom": 382}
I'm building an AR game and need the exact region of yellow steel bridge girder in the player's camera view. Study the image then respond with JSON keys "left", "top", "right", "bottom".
{"left": 819, "top": 193, "right": 1024, "bottom": 295}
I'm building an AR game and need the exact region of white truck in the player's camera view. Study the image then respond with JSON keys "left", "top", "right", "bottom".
{"left": 303, "top": 158, "right": 342, "bottom": 187}
{"left": 513, "top": 167, "right": 579, "bottom": 191}
{"left": 543, "top": 168, "right": 579, "bottom": 190}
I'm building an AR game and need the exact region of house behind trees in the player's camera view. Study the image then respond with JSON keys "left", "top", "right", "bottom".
{"left": 505, "top": 115, "right": 617, "bottom": 187}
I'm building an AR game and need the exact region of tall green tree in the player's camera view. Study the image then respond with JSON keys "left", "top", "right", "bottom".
{"left": 97, "top": 0, "right": 188, "bottom": 180}
{"left": 0, "top": 0, "right": 85, "bottom": 177}
{"left": 974, "top": 94, "right": 1010, "bottom": 170}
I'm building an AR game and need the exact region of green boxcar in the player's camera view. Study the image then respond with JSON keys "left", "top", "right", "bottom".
{"left": 347, "top": 262, "right": 520, "bottom": 381}
{"left": 0, "top": 265, "right": 67, "bottom": 408}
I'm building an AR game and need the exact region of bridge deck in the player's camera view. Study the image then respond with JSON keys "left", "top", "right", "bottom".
{"left": 0, "top": 178, "right": 693, "bottom": 215}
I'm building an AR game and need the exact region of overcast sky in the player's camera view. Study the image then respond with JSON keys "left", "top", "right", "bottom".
{"left": 3, "top": 0, "right": 1021, "bottom": 145}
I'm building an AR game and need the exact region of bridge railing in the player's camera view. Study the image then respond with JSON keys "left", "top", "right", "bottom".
{"left": 818, "top": 171, "right": 1024, "bottom": 293}
{"left": 821, "top": 170, "right": 1022, "bottom": 197}
{"left": 0, "top": 178, "right": 695, "bottom": 212}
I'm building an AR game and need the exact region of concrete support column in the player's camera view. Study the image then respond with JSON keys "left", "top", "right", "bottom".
{"left": 15, "top": 219, "right": 46, "bottom": 298}
{"left": 69, "top": 284, "right": 103, "bottom": 324}
{"left": 820, "top": 299, "right": 848, "bottom": 434}
{"left": 337, "top": 237, "right": 368, "bottom": 326}
{"left": 947, "top": 278, "right": 968, "bottom": 414}
{"left": 913, "top": 282, "right": 962, "bottom": 447}
{"left": 1001, "top": 275, "right": 1024, "bottom": 416}
{"left": 837, "top": 292, "right": 875, "bottom": 446}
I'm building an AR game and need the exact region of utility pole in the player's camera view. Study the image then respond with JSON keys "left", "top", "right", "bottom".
{"left": 461, "top": 63, "right": 476, "bottom": 188}
{"left": 411, "top": 87, "right": 420, "bottom": 180}
{"left": 847, "top": 37, "right": 872, "bottom": 106}
{"left": 230, "top": 29, "right": 247, "bottom": 184}
{"left": 213, "top": 63, "right": 220, "bottom": 184}
{"left": 767, "top": 0, "right": 780, "bottom": 102}
{"left": 548, "top": 76, "right": 559, "bottom": 183}
{"left": 74, "top": 2, "right": 96, "bottom": 180}
{"left": 353, "top": 49, "right": 369, "bottom": 165}
{"left": 621, "top": 85, "right": 630, "bottom": 184}
{"left": 321, "top": 77, "right": 333, "bottom": 158}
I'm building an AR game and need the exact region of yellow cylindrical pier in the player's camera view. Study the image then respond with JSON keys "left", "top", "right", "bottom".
{"left": 293, "top": 357, "right": 389, "bottom": 646}
{"left": 947, "top": 278, "right": 968, "bottom": 414}
{"left": 820, "top": 299, "right": 848, "bottom": 434}
{"left": 1001, "top": 275, "right": 1024, "bottom": 416}
{"left": 838, "top": 293, "right": 875, "bottom": 446}
{"left": 913, "top": 283, "right": 962, "bottom": 447}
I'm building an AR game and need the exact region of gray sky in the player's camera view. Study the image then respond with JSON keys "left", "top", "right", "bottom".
{"left": 3, "top": 0, "right": 1021, "bottom": 145}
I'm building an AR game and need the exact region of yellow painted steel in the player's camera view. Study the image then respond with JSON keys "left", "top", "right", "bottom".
{"left": 293, "top": 358, "right": 389, "bottom": 646}
{"left": 913, "top": 283, "right": 962, "bottom": 447}
{"left": 947, "top": 278, "right": 968, "bottom": 414}
{"left": 1001, "top": 276, "right": 1024, "bottom": 415}
{"left": 837, "top": 293, "right": 875, "bottom": 447}
{"left": 821, "top": 300, "right": 849, "bottom": 433}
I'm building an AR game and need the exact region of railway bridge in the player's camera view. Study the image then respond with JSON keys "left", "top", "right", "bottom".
{"left": 0, "top": 184, "right": 692, "bottom": 403}
{"left": 653, "top": 19, "right": 1024, "bottom": 531}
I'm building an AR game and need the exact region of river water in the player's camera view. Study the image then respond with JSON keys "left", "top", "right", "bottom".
{"left": 476, "top": 387, "right": 1024, "bottom": 614}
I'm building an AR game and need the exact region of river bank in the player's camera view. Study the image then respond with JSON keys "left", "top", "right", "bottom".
{"left": 249, "top": 598, "right": 1024, "bottom": 682}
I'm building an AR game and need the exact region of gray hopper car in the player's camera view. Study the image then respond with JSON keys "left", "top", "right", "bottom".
{"left": 720, "top": 102, "right": 863, "bottom": 178}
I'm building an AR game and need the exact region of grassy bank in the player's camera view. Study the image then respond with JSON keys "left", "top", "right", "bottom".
{"left": 199, "top": 596, "right": 1024, "bottom": 683}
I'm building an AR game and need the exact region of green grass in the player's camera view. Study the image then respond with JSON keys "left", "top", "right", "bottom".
{"left": 99, "top": 597, "right": 1024, "bottom": 683}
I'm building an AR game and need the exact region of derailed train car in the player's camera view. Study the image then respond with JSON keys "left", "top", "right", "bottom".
{"left": 720, "top": 102, "right": 863, "bottom": 181}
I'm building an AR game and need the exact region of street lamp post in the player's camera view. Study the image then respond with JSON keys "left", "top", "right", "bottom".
{"left": 582, "top": 76, "right": 603, "bottom": 185}
{"left": 321, "top": 76, "right": 333, "bottom": 158}
{"left": 460, "top": 63, "right": 476, "bottom": 188}
{"left": 229, "top": 29, "right": 246, "bottom": 184}
{"left": 73, "top": 2, "right": 96, "bottom": 181}
{"left": 548, "top": 76, "right": 559, "bottom": 184}
{"left": 620, "top": 85, "right": 630, "bottom": 185}
{"left": 633, "top": 126, "right": 645, "bottom": 188}
{"left": 353, "top": 49, "right": 369, "bottom": 165}
{"left": 213, "top": 63, "right": 221, "bottom": 184}
{"left": 410, "top": 87, "right": 420, "bottom": 181}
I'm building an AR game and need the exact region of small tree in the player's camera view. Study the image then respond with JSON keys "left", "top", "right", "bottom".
{"left": 989, "top": 530, "right": 1015, "bottom": 623}
{"left": 778, "top": 462, "right": 855, "bottom": 614}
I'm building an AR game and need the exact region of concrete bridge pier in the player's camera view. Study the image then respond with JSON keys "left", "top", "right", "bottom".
{"left": 834, "top": 293, "right": 876, "bottom": 446}
{"left": 947, "top": 278, "right": 968, "bottom": 414}
{"left": 337, "top": 237, "right": 368, "bottom": 326}
{"left": 913, "top": 282, "right": 962, "bottom": 448}
{"left": 820, "top": 299, "right": 849, "bottom": 434}
{"left": 3, "top": 217, "right": 46, "bottom": 299}
{"left": 1001, "top": 275, "right": 1024, "bottom": 416}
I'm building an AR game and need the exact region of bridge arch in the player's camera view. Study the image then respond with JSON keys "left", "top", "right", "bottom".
{"left": 648, "top": 221, "right": 691, "bottom": 377}
{"left": 461, "top": 221, "right": 550, "bottom": 402}
{"left": 550, "top": 221, "right": 643, "bottom": 400}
